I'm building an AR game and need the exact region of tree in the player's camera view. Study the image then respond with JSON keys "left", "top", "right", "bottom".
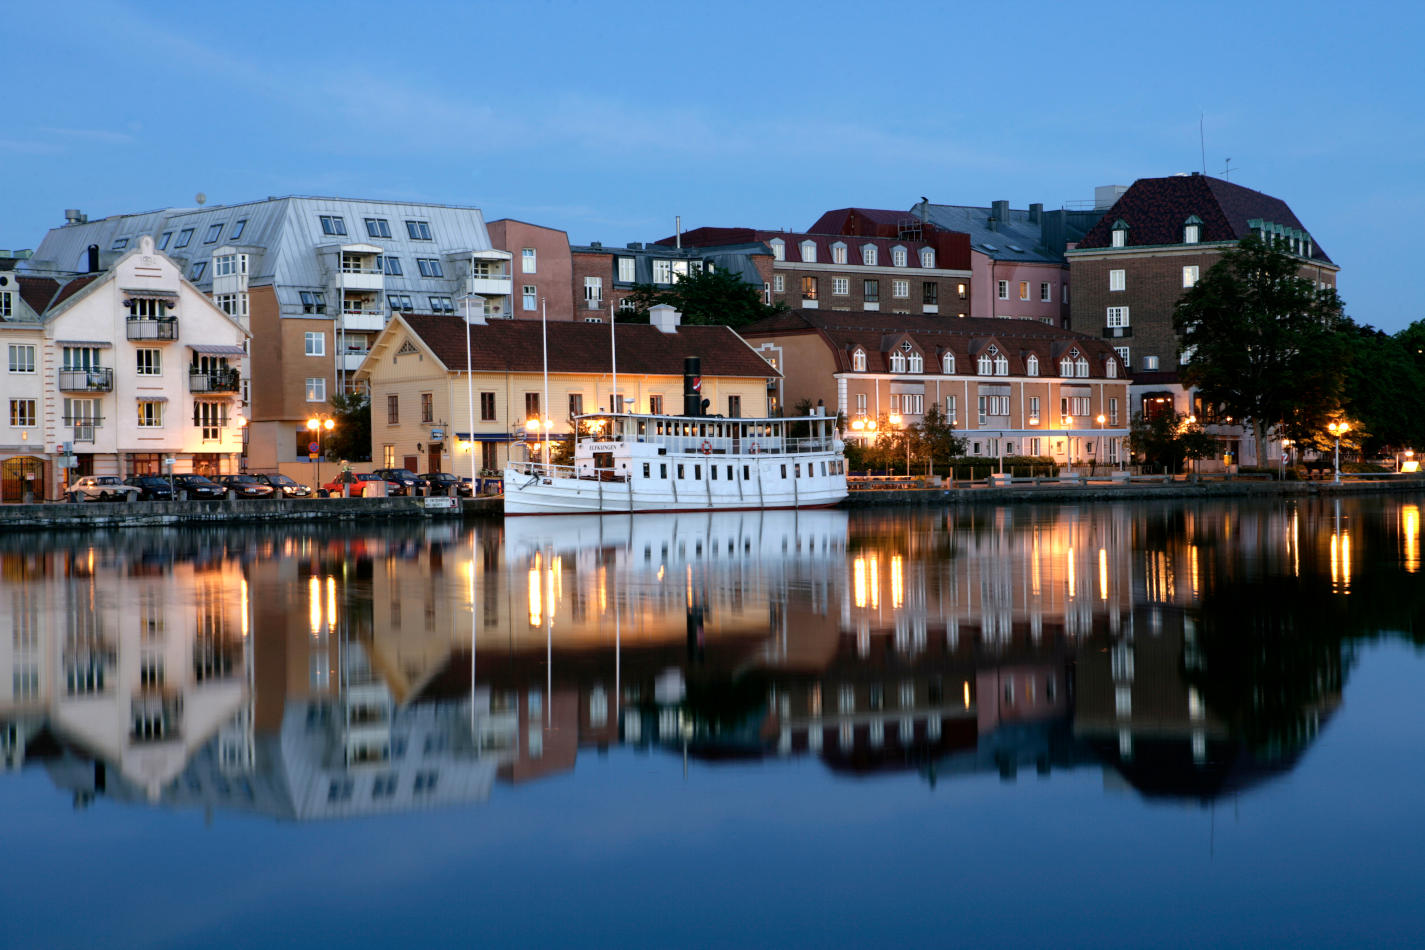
{"left": 1129, "top": 411, "right": 1216, "bottom": 473}
{"left": 916, "top": 403, "right": 967, "bottom": 469}
{"left": 1338, "top": 319, "right": 1425, "bottom": 455}
{"left": 619, "top": 267, "right": 785, "bottom": 328}
{"left": 324, "top": 390, "right": 371, "bottom": 462}
{"left": 1174, "top": 235, "right": 1347, "bottom": 460}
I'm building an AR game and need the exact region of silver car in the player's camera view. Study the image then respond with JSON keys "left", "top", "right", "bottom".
{"left": 71, "top": 475, "right": 142, "bottom": 502}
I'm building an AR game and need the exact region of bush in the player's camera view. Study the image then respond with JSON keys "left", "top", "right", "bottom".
{"left": 1342, "top": 461, "right": 1390, "bottom": 474}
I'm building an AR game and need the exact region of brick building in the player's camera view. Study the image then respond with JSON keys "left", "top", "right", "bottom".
{"left": 569, "top": 239, "right": 773, "bottom": 319}
{"left": 487, "top": 219, "right": 572, "bottom": 321}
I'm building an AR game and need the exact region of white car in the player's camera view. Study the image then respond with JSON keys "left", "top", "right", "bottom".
{"left": 71, "top": 475, "right": 142, "bottom": 502}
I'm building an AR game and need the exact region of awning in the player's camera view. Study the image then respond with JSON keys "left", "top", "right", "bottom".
{"left": 455, "top": 432, "right": 519, "bottom": 443}
{"left": 57, "top": 340, "right": 112, "bottom": 348}
{"left": 188, "top": 344, "right": 246, "bottom": 356}
{"left": 976, "top": 383, "right": 1011, "bottom": 396}
{"left": 136, "top": 396, "right": 169, "bottom": 403}
{"left": 890, "top": 381, "right": 925, "bottom": 394}
{"left": 120, "top": 288, "right": 179, "bottom": 298}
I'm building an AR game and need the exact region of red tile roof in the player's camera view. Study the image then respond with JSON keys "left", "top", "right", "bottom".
{"left": 398, "top": 314, "right": 779, "bottom": 379}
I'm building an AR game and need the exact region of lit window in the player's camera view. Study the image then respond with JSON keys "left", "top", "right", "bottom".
{"left": 1142, "top": 355, "right": 1159, "bottom": 371}
{"left": 137, "top": 400, "right": 163, "bottom": 427}
{"left": 801, "top": 276, "right": 818, "bottom": 300}
{"left": 9, "top": 398, "right": 36, "bottom": 427}
{"left": 204, "top": 223, "right": 223, "bottom": 244}
{"left": 1018, "top": 281, "right": 1029, "bottom": 301}
{"left": 521, "top": 247, "right": 536, "bottom": 272}
{"left": 319, "top": 215, "right": 347, "bottom": 236}
{"left": 1183, "top": 265, "right": 1199, "bottom": 288}
{"left": 407, "top": 220, "right": 433, "bottom": 240}
{"left": 305, "top": 377, "right": 327, "bottom": 402}
{"left": 852, "top": 349, "right": 866, "bottom": 372}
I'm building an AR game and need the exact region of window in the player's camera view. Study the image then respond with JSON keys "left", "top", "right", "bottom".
{"left": 801, "top": 276, "right": 818, "bottom": 301}
{"left": 415, "top": 392, "right": 432, "bottom": 424}
{"left": 231, "top": 219, "right": 247, "bottom": 240}
{"left": 480, "top": 391, "right": 496, "bottom": 421}
{"left": 649, "top": 394, "right": 663, "bottom": 414}
{"left": 945, "top": 395, "right": 957, "bottom": 423}
{"left": 862, "top": 279, "right": 878, "bottom": 303}
{"left": 832, "top": 277, "right": 849, "bottom": 296}
{"left": 319, "top": 215, "right": 347, "bottom": 236}
{"left": 137, "top": 400, "right": 163, "bottom": 427}
{"left": 190, "top": 261, "right": 207, "bottom": 280}
{"left": 524, "top": 392, "right": 540, "bottom": 418}
{"left": 727, "top": 395, "right": 741, "bottom": 418}
{"left": 617, "top": 257, "right": 636, "bottom": 282}
{"left": 1184, "top": 221, "right": 1200, "bottom": 244}
{"left": 111, "top": 237, "right": 128, "bottom": 251}
{"left": 1060, "top": 357, "right": 1074, "bottom": 377}
{"left": 831, "top": 242, "right": 847, "bottom": 264}
{"left": 1183, "top": 265, "right": 1199, "bottom": 288}
{"left": 1026, "top": 354, "right": 1039, "bottom": 376}
{"left": 384, "top": 444, "right": 395, "bottom": 467}
{"left": 892, "top": 246, "right": 908, "bottom": 267}
{"left": 908, "top": 351, "right": 923, "bottom": 373}
{"left": 365, "top": 217, "right": 392, "bottom": 238}
{"left": 995, "top": 354, "right": 1009, "bottom": 376}
{"left": 801, "top": 241, "right": 817, "bottom": 263}
{"left": 920, "top": 247, "right": 935, "bottom": 268}
{"left": 893, "top": 279, "right": 909, "bottom": 298}
{"left": 923, "top": 282, "right": 937, "bottom": 305}
{"left": 158, "top": 232, "right": 172, "bottom": 250}
{"left": 997, "top": 280, "right": 1008, "bottom": 300}
{"left": 652, "top": 259, "right": 673, "bottom": 284}
{"left": 901, "top": 393, "right": 924, "bottom": 414}
{"left": 416, "top": 258, "right": 444, "bottom": 278}
{"left": 429, "top": 296, "right": 455, "bottom": 313}
{"left": 387, "top": 394, "right": 399, "bottom": 425}
{"left": 204, "top": 223, "right": 223, "bottom": 244}
{"left": 214, "top": 253, "right": 247, "bottom": 277}
{"left": 521, "top": 247, "right": 536, "bottom": 272}
{"left": 407, "top": 220, "right": 433, "bottom": 240}
{"left": 1115, "top": 346, "right": 1130, "bottom": 365}
{"left": 305, "top": 331, "right": 326, "bottom": 357}
{"left": 978, "top": 353, "right": 992, "bottom": 375}
{"left": 1109, "top": 397, "right": 1120, "bottom": 425}
{"left": 305, "top": 377, "right": 326, "bottom": 402}
{"left": 1018, "top": 281, "right": 1029, "bottom": 301}
{"left": 1040, "top": 282, "right": 1051, "bottom": 302}
{"left": 1111, "top": 221, "right": 1128, "bottom": 247}
{"left": 855, "top": 393, "right": 868, "bottom": 417}
{"left": 1106, "top": 307, "right": 1130, "bottom": 328}
{"left": 1077, "top": 357, "right": 1089, "bottom": 378}
{"left": 174, "top": 228, "right": 194, "bottom": 248}
{"left": 522, "top": 286, "right": 537, "bottom": 311}
{"left": 1063, "top": 284, "right": 1069, "bottom": 304}
{"left": 380, "top": 255, "right": 403, "bottom": 276}
{"left": 852, "top": 349, "right": 866, "bottom": 372}
{"left": 772, "top": 275, "right": 784, "bottom": 293}
{"left": 388, "top": 294, "right": 414, "bottom": 311}
{"left": 1106, "top": 358, "right": 1118, "bottom": 378}
{"left": 769, "top": 239, "right": 785, "bottom": 261}
{"left": 1142, "top": 355, "right": 1159, "bottom": 371}
{"left": 1109, "top": 269, "right": 1125, "bottom": 291}
{"left": 1029, "top": 395, "right": 1040, "bottom": 421}
{"left": 136, "top": 348, "right": 161, "bottom": 376}
{"left": 942, "top": 352, "right": 955, "bottom": 374}
{"left": 889, "top": 351, "right": 906, "bottom": 373}
{"left": 8, "top": 344, "right": 35, "bottom": 373}
{"left": 9, "top": 398, "right": 36, "bottom": 427}
{"left": 584, "top": 276, "right": 603, "bottom": 305}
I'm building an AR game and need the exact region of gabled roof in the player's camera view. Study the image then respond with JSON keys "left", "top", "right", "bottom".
{"left": 1074, "top": 174, "right": 1333, "bottom": 263}
{"left": 386, "top": 314, "right": 779, "bottom": 379}
{"left": 17, "top": 276, "right": 61, "bottom": 315}
{"left": 49, "top": 274, "right": 101, "bottom": 310}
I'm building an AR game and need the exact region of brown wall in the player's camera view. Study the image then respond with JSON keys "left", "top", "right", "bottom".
{"left": 769, "top": 266, "right": 969, "bottom": 318}
{"left": 488, "top": 220, "right": 574, "bottom": 320}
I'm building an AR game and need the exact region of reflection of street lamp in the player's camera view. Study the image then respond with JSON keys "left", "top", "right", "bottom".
{"left": 307, "top": 415, "right": 335, "bottom": 489}
{"left": 1327, "top": 421, "right": 1350, "bottom": 483}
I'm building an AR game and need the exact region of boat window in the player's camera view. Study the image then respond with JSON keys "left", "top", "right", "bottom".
{"left": 711, "top": 466, "right": 718, "bottom": 480}
{"left": 638, "top": 421, "right": 647, "bottom": 436}
{"left": 694, "top": 465, "right": 702, "bottom": 480}
{"left": 660, "top": 464, "right": 667, "bottom": 479}
{"left": 642, "top": 463, "right": 650, "bottom": 478}
{"left": 677, "top": 464, "right": 684, "bottom": 479}
{"left": 726, "top": 466, "right": 732, "bottom": 480}
{"left": 795, "top": 463, "right": 801, "bottom": 478}
{"left": 743, "top": 465, "right": 750, "bottom": 480}
{"left": 781, "top": 464, "right": 787, "bottom": 479}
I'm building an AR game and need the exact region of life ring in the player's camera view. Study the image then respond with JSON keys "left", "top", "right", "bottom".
{"left": 748, "top": 443, "right": 759, "bottom": 455}
{"left": 700, "top": 440, "right": 712, "bottom": 455}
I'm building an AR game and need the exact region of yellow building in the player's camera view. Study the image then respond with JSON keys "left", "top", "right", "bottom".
{"left": 356, "top": 308, "right": 778, "bottom": 474}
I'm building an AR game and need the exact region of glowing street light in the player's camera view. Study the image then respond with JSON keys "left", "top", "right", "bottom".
{"left": 1327, "top": 421, "right": 1350, "bottom": 483}
{"left": 306, "top": 415, "right": 335, "bottom": 489}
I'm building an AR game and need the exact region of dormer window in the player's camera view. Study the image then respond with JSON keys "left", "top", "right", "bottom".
{"left": 1076, "top": 356, "right": 1089, "bottom": 377}
{"left": 1026, "top": 354, "right": 1039, "bottom": 377}
{"left": 978, "top": 353, "right": 993, "bottom": 375}
{"left": 889, "top": 351, "right": 906, "bottom": 373}
{"left": 994, "top": 354, "right": 1009, "bottom": 376}
{"left": 942, "top": 353, "right": 955, "bottom": 374}
{"left": 831, "top": 242, "right": 847, "bottom": 264}
{"left": 800, "top": 240, "right": 817, "bottom": 263}
{"left": 852, "top": 348, "right": 866, "bottom": 372}
{"left": 861, "top": 244, "right": 877, "bottom": 266}
{"left": 1111, "top": 219, "right": 1128, "bottom": 248}
{"left": 1183, "top": 215, "right": 1202, "bottom": 244}
{"left": 908, "top": 351, "right": 923, "bottom": 373}
{"left": 1060, "top": 356, "right": 1075, "bottom": 376}
{"left": 769, "top": 239, "right": 784, "bottom": 261}
{"left": 891, "top": 246, "right": 907, "bottom": 267}
{"left": 1106, "top": 357, "right": 1118, "bottom": 378}
{"left": 919, "top": 247, "right": 935, "bottom": 268}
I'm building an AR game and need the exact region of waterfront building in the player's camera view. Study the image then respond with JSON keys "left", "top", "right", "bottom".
{"left": 1065, "top": 173, "right": 1339, "bottom": 463}
{"left": 741, "top": 310, "right": 1130, "bottom": 466}
{"left": 354, "top": 305, "right": 778, "bottom": 474}
{"left": 1, "top": 237, "right": 248, "bottom": 499}
{"left": 570, "top": 237, "right": 774, "bottom": 320}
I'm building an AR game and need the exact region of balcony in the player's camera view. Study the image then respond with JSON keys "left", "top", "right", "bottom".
{"left": 1102, "top": 326, "right": 1134, "bottom": 339}
{"left": 127, "top": 317, "right": 179, "bottom": 342}
{"left": 341, "top": 350, "right": 371, "bottom": 372}
{"left": 64, "top": 417, "right": 103, "bottom": 443}
{"left": 337, "top": 266, "right": 385, "bottom": 292}
{"left": 189, "top": 368, "right": 241, "bottom": 394}
{"left": 58, "top": 367, "right": 113, "bottom": 392}
{"left": 339, "top": 309, "right": 386, "bottom": 333}
{"left": 468, "top": 275, "right": 513, "bottom": 297}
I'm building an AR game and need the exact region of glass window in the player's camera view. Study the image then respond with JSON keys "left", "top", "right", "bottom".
{"left": 1040, "top": 282, "right": 1051, "bottom": 302}
{"left": 892, "top": 246, "right": 907, "bottom": 267}
{"left": 831, "top": 243, "right": 847, "bottom": 264}
{"left": 417, "top": 258, "right": 444, "bottom": 277}
{"left": 231, "top": 219, "right": 246, "bottom": 240}
{"left": 305, "top": 331, "right": 325, "bottom": 357}
{"left": 997, "top": 280, "right": 1008, "bottom": 300}
{"left": 652, "top": 259, "right": 672, "bottom": 284}
{"left": 480, "top": 392, "right": 496, "bottom": 421}
{"left": 204, "top": 223, "right": 223, "bottom": 243}
{"left": 174, "top": 228, "right": 194, "bottom": 248}
{"left": 770, "top": 239, "right": 785, "bottom": 261}
{"left": 1183, "top": 265, "right": 1199, "bottom": 288}
{"left": 1184, "top": 224, "right": 1200, "bottom": 244}
{"left": 365, "top": 217, "right": 392, "bottom": 238}
{"left": 305, "top": 377, "right": 326, "bottom": 402}
{"left": 862, "top": 279, "right": 878, "bottom": 302}
{"left": 8, "top": 344, "right": 36, "bottom": 373}
{"left": 1110, "top": 269, "right": 1125, "bottom": 291}
{"left": 801, "top": 241, "right": 817, "bottom": 263}
{"left": 381, "top": 255, "right": 403, "bottom": 276}
{"left": 1018, "top": 281, "right": 1029, "bottom": 301}
{"left": 1107, "top": 307, "right": 1130, "bottom": 328}
{"left": 137, "top": 401, "right": 163, "bottom": 427}
{"left": 922, "top": 282, "right": 938, "bottom": 305}
{"left": 920, "top": 247, "right": 935, "bottom": 268}
{"left": 111, "top": 237, "right": 128, "bottom": 251}
{"left": 893, "top": 279, "right": 909, "bottom": 298}
{"left": 406, "top": 220, "right": 433, "bottom": 240}
{"left": 617, "top": 257, "right": 636, "bottom": 282}
{"left": 319, "top": 215, "right": 347, "bottom": 236}
{"left": 1026, "top": 355, "right": 1039, "bottom": 376}
{"left": 772, "top": 275, "right": 784, "bottom": 293}
{"left": 801, "top": 276, "right": 818, "bottom": 300}
{"left": 135, "top": 348, "right": 162, "bottom": 375}
{"left": 521, "top": 248, "right": 536, "bottom": 272}
{"left": 158, "top": 232, "right": 173, "bottom": 250}
{"left": 9, "top": 398, "right": 37, "bottom": 427}
{"left": 190, "top": 261, "right": 207, "bottom": 280}
{"left": 300, "top": 291, "right": 327, "bottom": 314}
{"left": 522, "top": 285, "right": 537, "bottom": 311}
{"left": 861, "top": 245, "right": 876, "bottom": 266}
{"left": 832, "top": 277, "right": 849, "bottom": 296}
{"left": 1111, "top": 227, "right": 1127, "bottom": 248}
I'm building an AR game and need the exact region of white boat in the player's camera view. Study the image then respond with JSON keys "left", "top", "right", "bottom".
{"left": 503, "top": 412, "right": 848, "bottom": 515}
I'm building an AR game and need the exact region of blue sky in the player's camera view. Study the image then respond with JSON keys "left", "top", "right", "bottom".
{"left": 6, "top": 0, "right": 1422, "bottom": 331}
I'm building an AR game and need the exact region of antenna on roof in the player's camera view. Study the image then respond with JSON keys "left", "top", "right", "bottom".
{"left": 1221, "top": 158, "right": 1237, "bottom": 181}
{"left": 1199, "top": 113, "right": 1206, "bottom": 175}
{"left": 195, "top": 192, "right": 207, "bottom": 206}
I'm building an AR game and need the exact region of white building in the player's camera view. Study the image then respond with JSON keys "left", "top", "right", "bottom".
{"left": 0, "top": 235, "right": 248, "bottom": 498}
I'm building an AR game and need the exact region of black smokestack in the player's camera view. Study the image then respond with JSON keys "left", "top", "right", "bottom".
{"left": 86, "top": 244, "right": 100, "bottom": 273}
{"left": 683, "top": 356, "right": 702, "bottom": 417}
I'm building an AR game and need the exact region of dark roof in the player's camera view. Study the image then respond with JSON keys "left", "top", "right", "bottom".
{"left": 742, "top": 309, "right": 1126, "bottom": 378}
{"left": 16, "top": 276, "right": 60, "bottom": 315}
{"left": 399, "top": 313, "right": 778, "bottom": 378}
{"left": 49, "top": 274, "right": 101, "bottom": 310}
{"left": 1075, "top": 174, "right": 1333, "bottom": 263}
{"left": 808, "top": 207, "right": 917, "bottom": 232}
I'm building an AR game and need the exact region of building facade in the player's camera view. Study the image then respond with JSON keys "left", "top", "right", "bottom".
{"left": 570, "top": 239, "right": 774, "bottom": 319}
{"left": 487, "top": 219, "right": 573, "bottom": 321}
{"left": 1, "top": 236, "right": 249, "bottom": 499}
{"left": 742, "top": 310, "right": 1130, "bottom": 466}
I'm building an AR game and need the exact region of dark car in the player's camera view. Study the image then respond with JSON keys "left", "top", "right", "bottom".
{"left": 371, "top": 468, "right": 421, "bottom": 496}
{"left": 215, "top": 474, "right": 276, "bottom": 499}
{"left": 171, "top": 473, "right": 227, "bottom": 500}
{"left": 124, "top": 475, "right": 177, "bottom": 501}
{"left": 253, "top": 473, "right": 313, "bottom": 498}
{"left": 418, "top": 472, "right": 473, "bottom": 497}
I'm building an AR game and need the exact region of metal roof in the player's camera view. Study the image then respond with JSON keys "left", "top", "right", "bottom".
{"left": 919, "top": 204, "right": 1062, "bottom": 263}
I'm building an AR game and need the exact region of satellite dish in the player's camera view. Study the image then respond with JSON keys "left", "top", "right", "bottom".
{"left": 195, "top": 192, "right": 207, "bottom": 206}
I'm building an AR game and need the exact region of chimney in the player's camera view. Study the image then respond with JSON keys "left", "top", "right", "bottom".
{"left": 683, "top": 356, "right": 703, "bottom": 417}
{"left": 649, "top": 303, "right": 681, "bottom": 334}
{"left": 64, "top": 209, "right": 85, "bottom": 226}
{"left": 991, "top": 200, "right": 1010, "bottom": 226}
{"left": 1029, "top": 203, "right": 1043, "bottom": 225}
{"left": 86, "top": 244, "right": 100, "bottom": 273}
{"left": 626, "top": 242, "right": 643, "bottom": 250}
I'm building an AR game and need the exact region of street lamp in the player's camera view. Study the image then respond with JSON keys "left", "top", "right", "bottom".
{"left": 889, "top": 412, "right": 909, "bottom": 474}
{"left": 1095, "top": 413, "right": 1106, "bottom": 471}
{"left": 526, "top": 415, "right": 554, "bottom": 468}
{"left": 1327, "top": 421, "right": 1349, "bottom": 483}
{"left": 307, "top": 414, "right": 335, "bottom": 489}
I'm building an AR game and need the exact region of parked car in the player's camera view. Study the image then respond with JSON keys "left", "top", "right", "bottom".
{"left": 320, "top": 472, "right": 401, "bottom": 497}
{"left": 70, "top": 475, "right": 142, "bottom": 502}
{"left": 418, "top": 472, "right": 473, "bottom": 497}
{"left": 215, "top": 474, "right": 276, "bottom": 499}
{"left": 252, "top": 472, "right": 313, "bottom": 498}
{"left": 171, "top": 473, "right": 227, "bottom": 500}
{"left": 371, "top": 468, "right": 421, "bottom": 496}
{"left": 124, "top": 475, "right": 177, "bottom": 501}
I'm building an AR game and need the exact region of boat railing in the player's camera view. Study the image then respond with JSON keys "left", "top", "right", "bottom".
{"left": 579, "top": 434, "right": 838, "bottom": 456}
{"left": 508, "top": 460, "right": 627, "bottom": 483}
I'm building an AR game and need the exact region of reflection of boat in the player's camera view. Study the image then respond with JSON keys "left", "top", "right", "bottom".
{"left": 504, "top": 412, "right": 847, "bottom": 514}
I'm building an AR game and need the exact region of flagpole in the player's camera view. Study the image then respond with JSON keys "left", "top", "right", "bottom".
{"left": 610, "top": 300, "right": 618, "bottom": 413}
{"left": 464, "top": 295, "right": 477, "bottom": 487}
{"left": 542, "top": 298, "right": 550, "bottom": 467}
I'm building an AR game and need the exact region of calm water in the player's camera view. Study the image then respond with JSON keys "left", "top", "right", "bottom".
{"left": 2, "top": 496, "right": 1423, "bottom": 949}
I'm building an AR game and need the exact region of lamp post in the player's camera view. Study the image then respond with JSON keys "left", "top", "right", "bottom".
{"left": 1095, "top": 413, "right": 1106, "bottom": 472}
{"left": 1327, "top": 421, "right": 1349, "bottom": 483}
{"left": 889, "top": 412, "right": 909, "bottom": 475}
{"left": 1280, "top": 438, "right": 1292, "bottom": 480}
{"left": 307, "top": 414, "right": 335, "bottom": 490}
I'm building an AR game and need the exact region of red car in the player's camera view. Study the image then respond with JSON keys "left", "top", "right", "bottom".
{"left": 320, "top": 472, "right": 401, "bottom": 497}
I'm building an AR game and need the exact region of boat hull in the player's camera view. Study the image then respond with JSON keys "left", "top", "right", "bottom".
{"left": 502, "top": 467, "right": 847, "bottom": 515}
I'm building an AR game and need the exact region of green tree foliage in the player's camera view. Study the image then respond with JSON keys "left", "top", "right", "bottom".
{"left": 1338, "top": 319, "right": 1425, "bottom": 455}
{"left": 843, "top": 406, "right": 966, "bottom": 474}
{"left": 1129, "top": 411, "right": 1217, "bottom": 473}
{"left": 1174, "top": 235, "right": 1347, "bottom": 458}
{"left": 619, "top": 267, "right": 786, "bottom": 328}
{"left": 324, "top": 390, "right": 371, "bottom": 462}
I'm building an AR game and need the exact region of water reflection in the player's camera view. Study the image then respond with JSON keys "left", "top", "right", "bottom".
{"left": 2, "top": 496, "right": 1422, "bottom": 821}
